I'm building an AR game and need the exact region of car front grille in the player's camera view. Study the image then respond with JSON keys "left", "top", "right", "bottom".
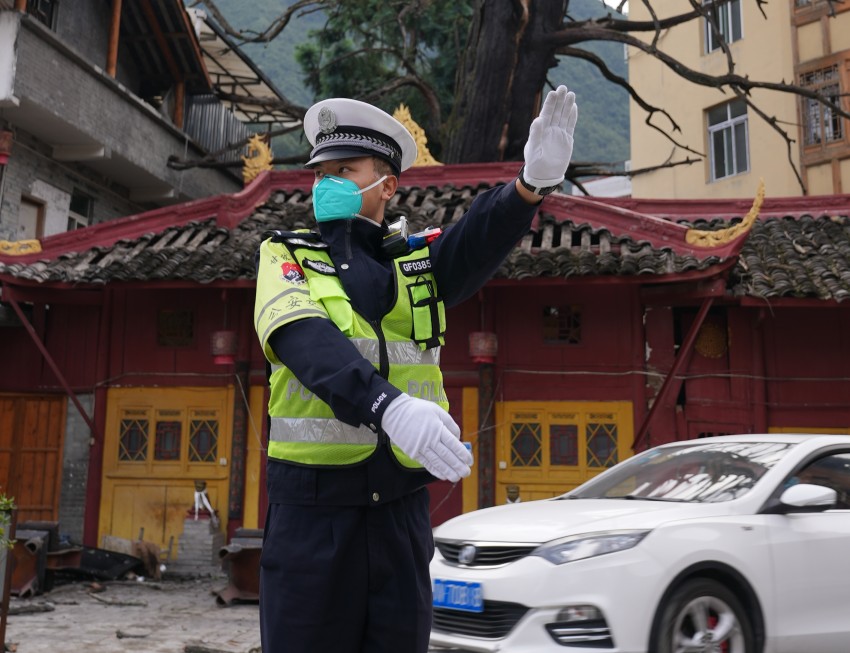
{"left": 432, "top": 600, "right": 529, "bottom": 639}
{"left": 546, "top": 619, "right": 614, "bottom": 648}
{"left": 435, "top": 539, "right": 537, "bottom": 567}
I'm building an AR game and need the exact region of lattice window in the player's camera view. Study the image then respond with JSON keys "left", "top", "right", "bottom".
{"left": 799, "top": 66, "right": 844, "bottom": 146}
{"left": 543, "top": 305, "right": 582, "bottom": 344}
{"left": 154, "top": 416, "right": 182, "bottom": 461}
{"left": 587, "top": 422, "right": 618, "bottom": 468}
{"left": 189, "top": 416, "right": 219, "bottom": 462}
{"left": 510, "top": 421, "right": 542, "bottom": 467}
{"left": 119, "top": 415, "right": 148, "bottom": 462}
{"left": 550, "top": 424, "right": 579, "bottom": 466}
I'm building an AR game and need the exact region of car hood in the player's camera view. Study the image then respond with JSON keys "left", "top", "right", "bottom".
{"left": 433, "top": 498, "right": 735, "bottom": 544}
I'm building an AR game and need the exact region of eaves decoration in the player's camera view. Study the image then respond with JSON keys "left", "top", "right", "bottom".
{"left": 686, "top": 179, "right": 765, "bottom": 247}
{"left": 242, "top": 134, "right": 274, "bottom": 185}
{"left": 393, "top": 104, "right": 441, "bottom": 167}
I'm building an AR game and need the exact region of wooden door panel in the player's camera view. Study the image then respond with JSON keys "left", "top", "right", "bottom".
{"left": 107, "top": 483, "right": 223, "bottom": 550}
{"left": 495, "top": 401, "right": 633, "bottom": 505}
{"left": 100, "top": 387, "right": 232, "bottom": 553}
{"left": 0, "top": 394, "right": 65, "bottom": 521}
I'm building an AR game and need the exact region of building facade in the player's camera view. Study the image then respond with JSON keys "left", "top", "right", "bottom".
{"left": 628, "top": 0, "right": 850, "bottom": 198}
{"left": 0, "top": 2, "right": 290, "bottom": 244}
{"left": 2, "top": 165, "right": 849, "bottom": 553}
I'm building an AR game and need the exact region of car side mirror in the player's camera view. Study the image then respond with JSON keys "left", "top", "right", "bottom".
{"left": 777, "top": 483, "right": 837, "bottom": 513}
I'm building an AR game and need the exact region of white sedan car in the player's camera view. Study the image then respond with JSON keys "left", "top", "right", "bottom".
{"left": 430, "top": 434, "right": 850, "bottom": 653}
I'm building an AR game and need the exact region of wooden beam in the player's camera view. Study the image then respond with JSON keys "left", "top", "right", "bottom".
{"left": 632, "top": 296, "right": 715, "bottom": 451}
{"left": 14, "top": 0, "right": 25, "bottom": 12}
{"left": 173, "top": 80, "right": 185, "bottom": 129}
{"left": 4, "top": 287, "right": 99, "bottom": 441}
{"left": 140, "top": 0, "right": 183, "bottom": 82}
{"left": 107, "top": 0, "right": 123, "bottom": 78}
{"left": 1, "top": 286, "right": 103, "bottom": 306}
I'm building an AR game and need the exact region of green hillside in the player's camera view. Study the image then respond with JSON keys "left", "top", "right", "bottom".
{"left": 197, "top": 0, "right": 630, "bottom": 165}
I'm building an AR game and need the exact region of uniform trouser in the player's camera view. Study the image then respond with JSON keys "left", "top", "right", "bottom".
{"left": 259, "top": 487, "right": 434, "bottom": 653}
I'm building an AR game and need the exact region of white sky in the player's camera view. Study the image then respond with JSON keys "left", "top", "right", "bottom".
{"left": 602, "top": 0, "right": 629, "bottom": 14}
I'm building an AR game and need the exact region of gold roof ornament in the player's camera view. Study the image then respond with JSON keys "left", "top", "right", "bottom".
{"left": 686, "top": 179, "right": 765, "bottom": 247}
{"left": 0, "top": 239, "right": 42, "bottom": 255}
{"left": 392, "top": 104, "right": 442, "bottom": 167}
{"left": 242, "top": 134, "right": 274, "bottom": 185}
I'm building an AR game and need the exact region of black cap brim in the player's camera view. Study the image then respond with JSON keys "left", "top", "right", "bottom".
{"left": 305, "top": 147, "right": 400, "bottom": 175}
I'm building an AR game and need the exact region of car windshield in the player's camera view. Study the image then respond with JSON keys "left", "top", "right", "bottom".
{"left": 565, "top": 441, "right": 792, "bottom": 503}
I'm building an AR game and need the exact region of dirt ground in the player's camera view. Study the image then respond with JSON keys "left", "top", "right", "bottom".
{"left": 4, "top": 575, "right": 261, "bottom": 653}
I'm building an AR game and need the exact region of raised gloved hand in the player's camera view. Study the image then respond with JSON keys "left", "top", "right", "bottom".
{"left": 521, "top": 85, "right": 579, "bottom": 193}
{"left": 381, "top": 394, "right": 473, "bottom": 483}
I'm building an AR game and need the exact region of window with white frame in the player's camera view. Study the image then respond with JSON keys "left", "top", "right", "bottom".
{"left": 799, "top": 65, "right": 844, "bottom": 146}
{"left": 707, "top": 99, "right": 749, "bottom": 181}
{"left": 703, "top": 0, "right": 743, "bottom": 53}
{"left": 67, "top": 189, "right": 92, "bottom": 231}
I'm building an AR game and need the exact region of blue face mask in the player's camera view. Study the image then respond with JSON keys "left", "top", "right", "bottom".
{"left": 312, "top": 174, "right": 387, "bottom": 222}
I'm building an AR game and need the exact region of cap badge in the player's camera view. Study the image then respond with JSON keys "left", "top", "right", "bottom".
{"left": 318, "top": 107, "right": 337, "bottom": 134}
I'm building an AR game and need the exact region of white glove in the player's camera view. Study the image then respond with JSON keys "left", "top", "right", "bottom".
{"left": 522, "top": 85, "right": 579, "bottom": 189}
{"left": 381, "top": 394, "right": 473, "bottom": 483}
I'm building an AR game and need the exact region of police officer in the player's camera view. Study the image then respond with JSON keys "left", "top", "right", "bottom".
{"left": 254, "top": 86, "right": 578, "bottom": 653}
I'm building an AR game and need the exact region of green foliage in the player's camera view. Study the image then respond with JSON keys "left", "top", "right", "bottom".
{"left": 293, "top": 0, "right": 472, "bottom": 157}
{"left": 0, "top": 495, "right": 15, "bottom": 550}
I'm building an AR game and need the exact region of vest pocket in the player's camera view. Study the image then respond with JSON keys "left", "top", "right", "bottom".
{"left": 408, "top": 279, "right": 445, "bottom": 349}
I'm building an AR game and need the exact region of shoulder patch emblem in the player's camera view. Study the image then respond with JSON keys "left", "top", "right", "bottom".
{"left": 399, "top": 258, "right": 432, "bottom": 276}
{"left": 280, "top": 262, "right": 306, "bottom": 284}
{"left": 303, "top": 258, "right": 337, "bottom": 276}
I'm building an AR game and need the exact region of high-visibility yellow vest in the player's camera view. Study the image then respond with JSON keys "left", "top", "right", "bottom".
{"left": 254, "top": 231, "right": 447, "bottom": 467}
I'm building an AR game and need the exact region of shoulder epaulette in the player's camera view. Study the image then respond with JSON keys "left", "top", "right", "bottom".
{"left": 261, "top": 230, "right": 327, "bottom": 249}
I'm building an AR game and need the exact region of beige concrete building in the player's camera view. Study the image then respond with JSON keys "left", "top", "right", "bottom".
{"left": 628, "top": 0, "right": 850, "bottom": 198}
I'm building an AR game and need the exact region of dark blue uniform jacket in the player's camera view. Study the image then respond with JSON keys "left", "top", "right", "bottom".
{"left": 266, "top": 181, "right": 538, "bottom": 506}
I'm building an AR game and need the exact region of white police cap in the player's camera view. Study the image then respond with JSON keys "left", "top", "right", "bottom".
{"left": 303, "top": 98, "right": 418, "bottom": 175}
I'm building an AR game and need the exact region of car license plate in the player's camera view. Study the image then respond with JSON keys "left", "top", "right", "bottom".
{"left": 433, "top": 578, "right": 483, "bottom": 613}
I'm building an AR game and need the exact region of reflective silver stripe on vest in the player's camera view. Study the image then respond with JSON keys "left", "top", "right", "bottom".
{"left": 350, "top": 339, "right": 440, "bottom": 365}
{"left": 269, "top": 417, "right": 377, "bottom": 445}
{"left": 269, "top": 340, "right": 439, "bottom": 375}
{"left": 256, "top": 287, "right": 314, "bottom": 326}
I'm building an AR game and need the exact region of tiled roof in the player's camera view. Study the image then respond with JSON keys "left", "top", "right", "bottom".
{"left": 729, "top": 214, "right": 850, "bottom": 302}
{"left": 1, "top": 169, "right": 849, "bottom": 303}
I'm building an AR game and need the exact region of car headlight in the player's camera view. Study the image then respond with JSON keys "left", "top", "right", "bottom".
{"left": 531, "top": 530, "right": 650, "bottom": 565}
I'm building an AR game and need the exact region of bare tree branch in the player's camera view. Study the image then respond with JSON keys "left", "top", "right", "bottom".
{"left": 198, "top": 0, "right": 325, "bottom": 44}
{"left": 214, "top": 91, "right": 307, "bottom": 120}
{"left": 556, "top": 46, "right": 703, "bottom": 157}
{"left": 544, "top": 24, "right": 850, "bottom": 123}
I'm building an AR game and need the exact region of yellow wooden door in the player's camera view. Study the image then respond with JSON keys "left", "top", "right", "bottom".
{"left": 494, "top": 401, "right": 633, "bottom": 504}
{"left": 99, "top": 387, "right": 232, "bottom": 550}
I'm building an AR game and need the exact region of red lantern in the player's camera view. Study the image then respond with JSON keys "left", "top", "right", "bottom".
{"left": 469, "top": 331, "right": 498, "bottom": 364}
{"left": 210, "top": 330, "right": 237, "bottom": 365}
{"left": 0, "top": 130, "right": 12, "bottom": 166}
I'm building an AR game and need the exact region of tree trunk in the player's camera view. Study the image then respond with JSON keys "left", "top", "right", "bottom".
{"left": 445, "top": 0, "right": 564, "bottom": 163}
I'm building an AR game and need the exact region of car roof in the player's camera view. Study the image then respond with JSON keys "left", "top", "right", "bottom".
{"left": 653, "top": 433, "right": 850, "bottom": 448}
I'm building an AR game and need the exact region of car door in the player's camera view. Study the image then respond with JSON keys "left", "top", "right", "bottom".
{"left": 766, "top": 451, "right": 850, "bottom": 653}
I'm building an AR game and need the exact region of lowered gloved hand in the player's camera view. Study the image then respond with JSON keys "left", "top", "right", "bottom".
{"left": 521, "top": 85, "right": 579, "bottom": 193}
{"left": 381, "top": 394, "right": 473, "bottom": 483}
